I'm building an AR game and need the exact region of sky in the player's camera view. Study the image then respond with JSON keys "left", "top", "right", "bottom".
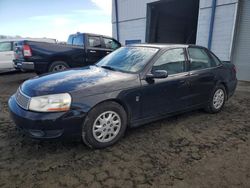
{"left": 0, "top": 0, "right": 112, "bottom": 41}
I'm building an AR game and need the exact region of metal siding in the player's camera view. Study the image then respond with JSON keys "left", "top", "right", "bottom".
{"left": 112, "top": 0, "right": 159, "bottom": 43}
{"left": 196, "top": 0, "right": 238, "bottom": 61}
{"left": 232, "top": 0, "right": 250, "bottom": 81}
{"left": 211, "top": 3, "right": 237, "bottom": 60}
{"left": 119, "top": 19, "right": 147, "bottom": 45}
{"left": 112, "top": 0, "right": 159, "bottom": 23}
{"left": 200, "top": 0, "right": 238, "bottom": 8}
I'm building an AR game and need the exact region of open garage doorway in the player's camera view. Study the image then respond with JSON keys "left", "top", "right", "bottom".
{"left": 146, "top": 0, "right": 199, "bottom": 44}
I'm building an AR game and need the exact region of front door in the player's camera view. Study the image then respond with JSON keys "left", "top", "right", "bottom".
{"left": 140, "top": 48, "right": 190, "bottom": 118}
{"left": 86, "top": 35, "right": 104, "bottom": 65}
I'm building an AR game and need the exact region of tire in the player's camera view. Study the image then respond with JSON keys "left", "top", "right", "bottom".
{"left": 205, "top": 84, "right": 227, "bottom": 113}
{"left": 82, "top": 101, "right": 127, "bottom": 149}
{"left": 35, "top": 71, "right": 42, "bottom": 75}
{"left": 48, "top": 61, "right": 69, "bottom": 73}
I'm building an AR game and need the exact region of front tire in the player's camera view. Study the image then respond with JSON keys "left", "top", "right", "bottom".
{"left": 82, "top": 101, "right": 127, "bottom": 149}
{"left": 205, "top": 84, "right": 227, "bottom": 113}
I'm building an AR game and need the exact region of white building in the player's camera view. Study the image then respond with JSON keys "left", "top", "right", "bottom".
{"left": 112, "top": 0, "right": 250, "bottom": 81}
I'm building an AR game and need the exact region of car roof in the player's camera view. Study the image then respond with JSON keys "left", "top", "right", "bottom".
{"left": 129, "top": 43, "right": 205, "bottom": 49}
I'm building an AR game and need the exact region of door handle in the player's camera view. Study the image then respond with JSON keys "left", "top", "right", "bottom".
{"left": 90, "top": 50, "right": 96, "bottom": 53}
{"left": 106, "top": 51, "right": 110, "bottom": 54}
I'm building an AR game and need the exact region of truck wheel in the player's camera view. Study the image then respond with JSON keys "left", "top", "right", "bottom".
{"left": 82, "top": 101, "right": 127, "bottom": 149}
{"left": 48, "top": 61, "right": 69, "bottom": 72}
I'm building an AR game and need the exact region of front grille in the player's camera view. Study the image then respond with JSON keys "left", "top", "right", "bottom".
{"left": 15, "top": 88, "right": 31, "bottom": 110}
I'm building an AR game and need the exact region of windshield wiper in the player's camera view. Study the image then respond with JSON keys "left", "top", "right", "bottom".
{"left": 100, "top": 66, "right": 117, "bottom": 71}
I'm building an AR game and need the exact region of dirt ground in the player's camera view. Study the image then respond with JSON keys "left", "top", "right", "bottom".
{"left": 0, "top": 72, "right": 250, "bottom": 188}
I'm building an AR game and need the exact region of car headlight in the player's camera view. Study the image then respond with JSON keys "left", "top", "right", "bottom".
{"left": 29, "top": 93, "right": 71, "bottom": 112}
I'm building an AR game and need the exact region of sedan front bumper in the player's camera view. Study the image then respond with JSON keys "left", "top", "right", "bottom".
{"left": 8, "top": 95, "right": 86, "bottom": 139}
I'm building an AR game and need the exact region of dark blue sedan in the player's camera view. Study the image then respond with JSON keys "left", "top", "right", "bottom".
{"left": 9, "top": 44, "right": 237, "bottom": 148}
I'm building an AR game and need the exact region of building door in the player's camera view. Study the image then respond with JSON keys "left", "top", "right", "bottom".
{"left": 232, "top": 0, "right": 250, "bottom": 81}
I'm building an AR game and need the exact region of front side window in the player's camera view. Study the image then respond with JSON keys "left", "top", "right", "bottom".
{"left": 88, "top": 36, "right": 101, "bottom": 48}
{"left": 152, "top": 48, "right": 186, "bottom": 75}
{"left": 188, "top": 48, "right": 215, "bottom": 70}
{"left": 103, "top": 38, "right": 120, "bottom": 50}
{"left": 0, "top": 42, "right": 11, "bottom": 52}
{"left": 96, "top": 47, "right": 159, "bottom": 73}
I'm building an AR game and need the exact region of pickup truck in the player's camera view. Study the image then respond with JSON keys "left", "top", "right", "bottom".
{"left": 0, "top": 38, "right": 56, "bottom": 73}
{"left": 13, "top": 33, "right": 121, "bottom": 74}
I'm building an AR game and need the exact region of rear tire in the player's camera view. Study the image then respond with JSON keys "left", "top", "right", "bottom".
{"left": 82, "top": 101, "right": 127, "bottom": 149}
{"left": 48, "top": 61, "right": 69, "bottom": 73}
{"left": 205, "top": 84, "right": 227, "bottom": 113}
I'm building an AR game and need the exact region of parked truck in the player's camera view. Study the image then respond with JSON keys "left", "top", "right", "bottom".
{"left": 13, "top": 33, "right": 121, "bottom": 74}
{"left": 0, "top": 38, "right": 56, "bottom": 73}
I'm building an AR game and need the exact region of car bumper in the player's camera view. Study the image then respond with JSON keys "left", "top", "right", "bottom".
{"left": 13, "top": 60, "right": 35, "bottom": 70}
{"left": 8, "top": 95, "right": 86, "bottom": 139}
{"left": 228, "top": 79, "right": 238, "bottom": 99}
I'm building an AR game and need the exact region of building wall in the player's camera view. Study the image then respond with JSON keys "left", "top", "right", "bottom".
{"left": 112, "top": 0, "right": 238, "bottom": 61}
{"left": 196, "top": 0, "right": 238, "bottom": 61}
{"left": 112, "top": 0, "right": 159, "bottom": 44}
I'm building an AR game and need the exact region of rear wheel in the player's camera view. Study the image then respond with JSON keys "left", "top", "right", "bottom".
{"left": 205, "top": 84, "right": 227, "bottom": 113}
{"left": 82, "top": 101, "right": 127, "bottom": 149}
{"left": 48, "top": 61, "right": 69, "bottom": 72}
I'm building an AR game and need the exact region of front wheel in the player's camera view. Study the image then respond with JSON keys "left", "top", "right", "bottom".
{"left": 205, "top": 84, "right": 227, "bottom": 113}
{"left": 82, "top": 102, "right": 127, "bottom": 149}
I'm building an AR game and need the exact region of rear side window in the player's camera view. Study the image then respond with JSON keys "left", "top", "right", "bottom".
{"left": 152, "top": 48, "right": 186, "bottom": 75}
{"left": 188, "top": 48, "right": 215, "bottom": 70}
{"left": 72, "top": 34, "right": 84, "bottom": 46}
{"left": 67, "top": 35, "right": 74, "bottom": 45}
{"left": 209, "top": 52, "right": 221, "bottom": 66}
{"left": 88, "top": 36, "right": 102, "bottom": 48}
{"left": 103, "top": 38, "right": 120, "bottom": 50}
{"left": 0, "top": 42, "right": 11, "bottom": 52}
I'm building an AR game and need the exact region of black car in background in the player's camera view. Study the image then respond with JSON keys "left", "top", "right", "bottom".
{"left": 9, "top": 44, "right": 237, "bottom": 148}
{"left": 13, "top": 33, "right": 121, "bottom": 74}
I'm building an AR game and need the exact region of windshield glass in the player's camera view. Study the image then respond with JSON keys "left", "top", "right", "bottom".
{"left": 96, "top": 47, "right": 159, "bottom": 73}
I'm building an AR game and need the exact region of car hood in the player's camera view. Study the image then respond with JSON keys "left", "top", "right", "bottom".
{"left": 21, "top": 66, "right": 139, "bottom": 97}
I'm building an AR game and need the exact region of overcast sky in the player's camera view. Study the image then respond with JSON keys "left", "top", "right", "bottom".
{"left": 0, "top": 0, "right": 112, "bottom": 41}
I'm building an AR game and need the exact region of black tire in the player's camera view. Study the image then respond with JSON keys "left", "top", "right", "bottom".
{"left": 82, "top": 101, "right": 127, "bottom": 149}
{"left": 35, "top": 71, "right": 42, "bottom": 75}
{"left": 48, "top": 61, "right": 69, "bottom": 73}
{"left": 205, "top": 84, "right": 227, "bottom": 113}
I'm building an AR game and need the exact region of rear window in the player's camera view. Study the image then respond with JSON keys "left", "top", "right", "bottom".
{"left": 67, "top": 35, "right": 74, "bottom": 45}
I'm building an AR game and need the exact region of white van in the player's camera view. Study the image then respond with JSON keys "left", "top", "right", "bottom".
{"left": 0, "top": 38, "right": 56, "bottom": 72}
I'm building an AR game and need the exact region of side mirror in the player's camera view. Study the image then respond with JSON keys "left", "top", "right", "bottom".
{"left": 146, "top": 70, "right": 168, "bottom": 79}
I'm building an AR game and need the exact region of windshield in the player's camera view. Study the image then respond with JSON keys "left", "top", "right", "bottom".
{"left": 96, "top": 47, "right": 159, "bottom": 73}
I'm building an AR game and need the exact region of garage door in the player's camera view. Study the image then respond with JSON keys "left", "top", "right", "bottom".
{"left": 232, "top": 0, "right": 250, "bottom": 81}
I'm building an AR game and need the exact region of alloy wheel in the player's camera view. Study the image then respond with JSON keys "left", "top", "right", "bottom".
{"left": 92, "top": 111, "right": 121, "bottom": 143}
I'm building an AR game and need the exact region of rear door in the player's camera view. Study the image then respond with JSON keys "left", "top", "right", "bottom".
{"left": 86, "top": 35, "right": 104, "bottom": 65}
{"left": 186, "top": 47, "right": 217, "bottom": 106}
{"left": 0, "top": 42, "right": 14, "bottom": 70}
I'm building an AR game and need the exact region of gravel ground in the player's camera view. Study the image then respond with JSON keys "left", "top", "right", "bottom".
{"left": 0, "top": 72, "right": 250, "bottom": 188}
